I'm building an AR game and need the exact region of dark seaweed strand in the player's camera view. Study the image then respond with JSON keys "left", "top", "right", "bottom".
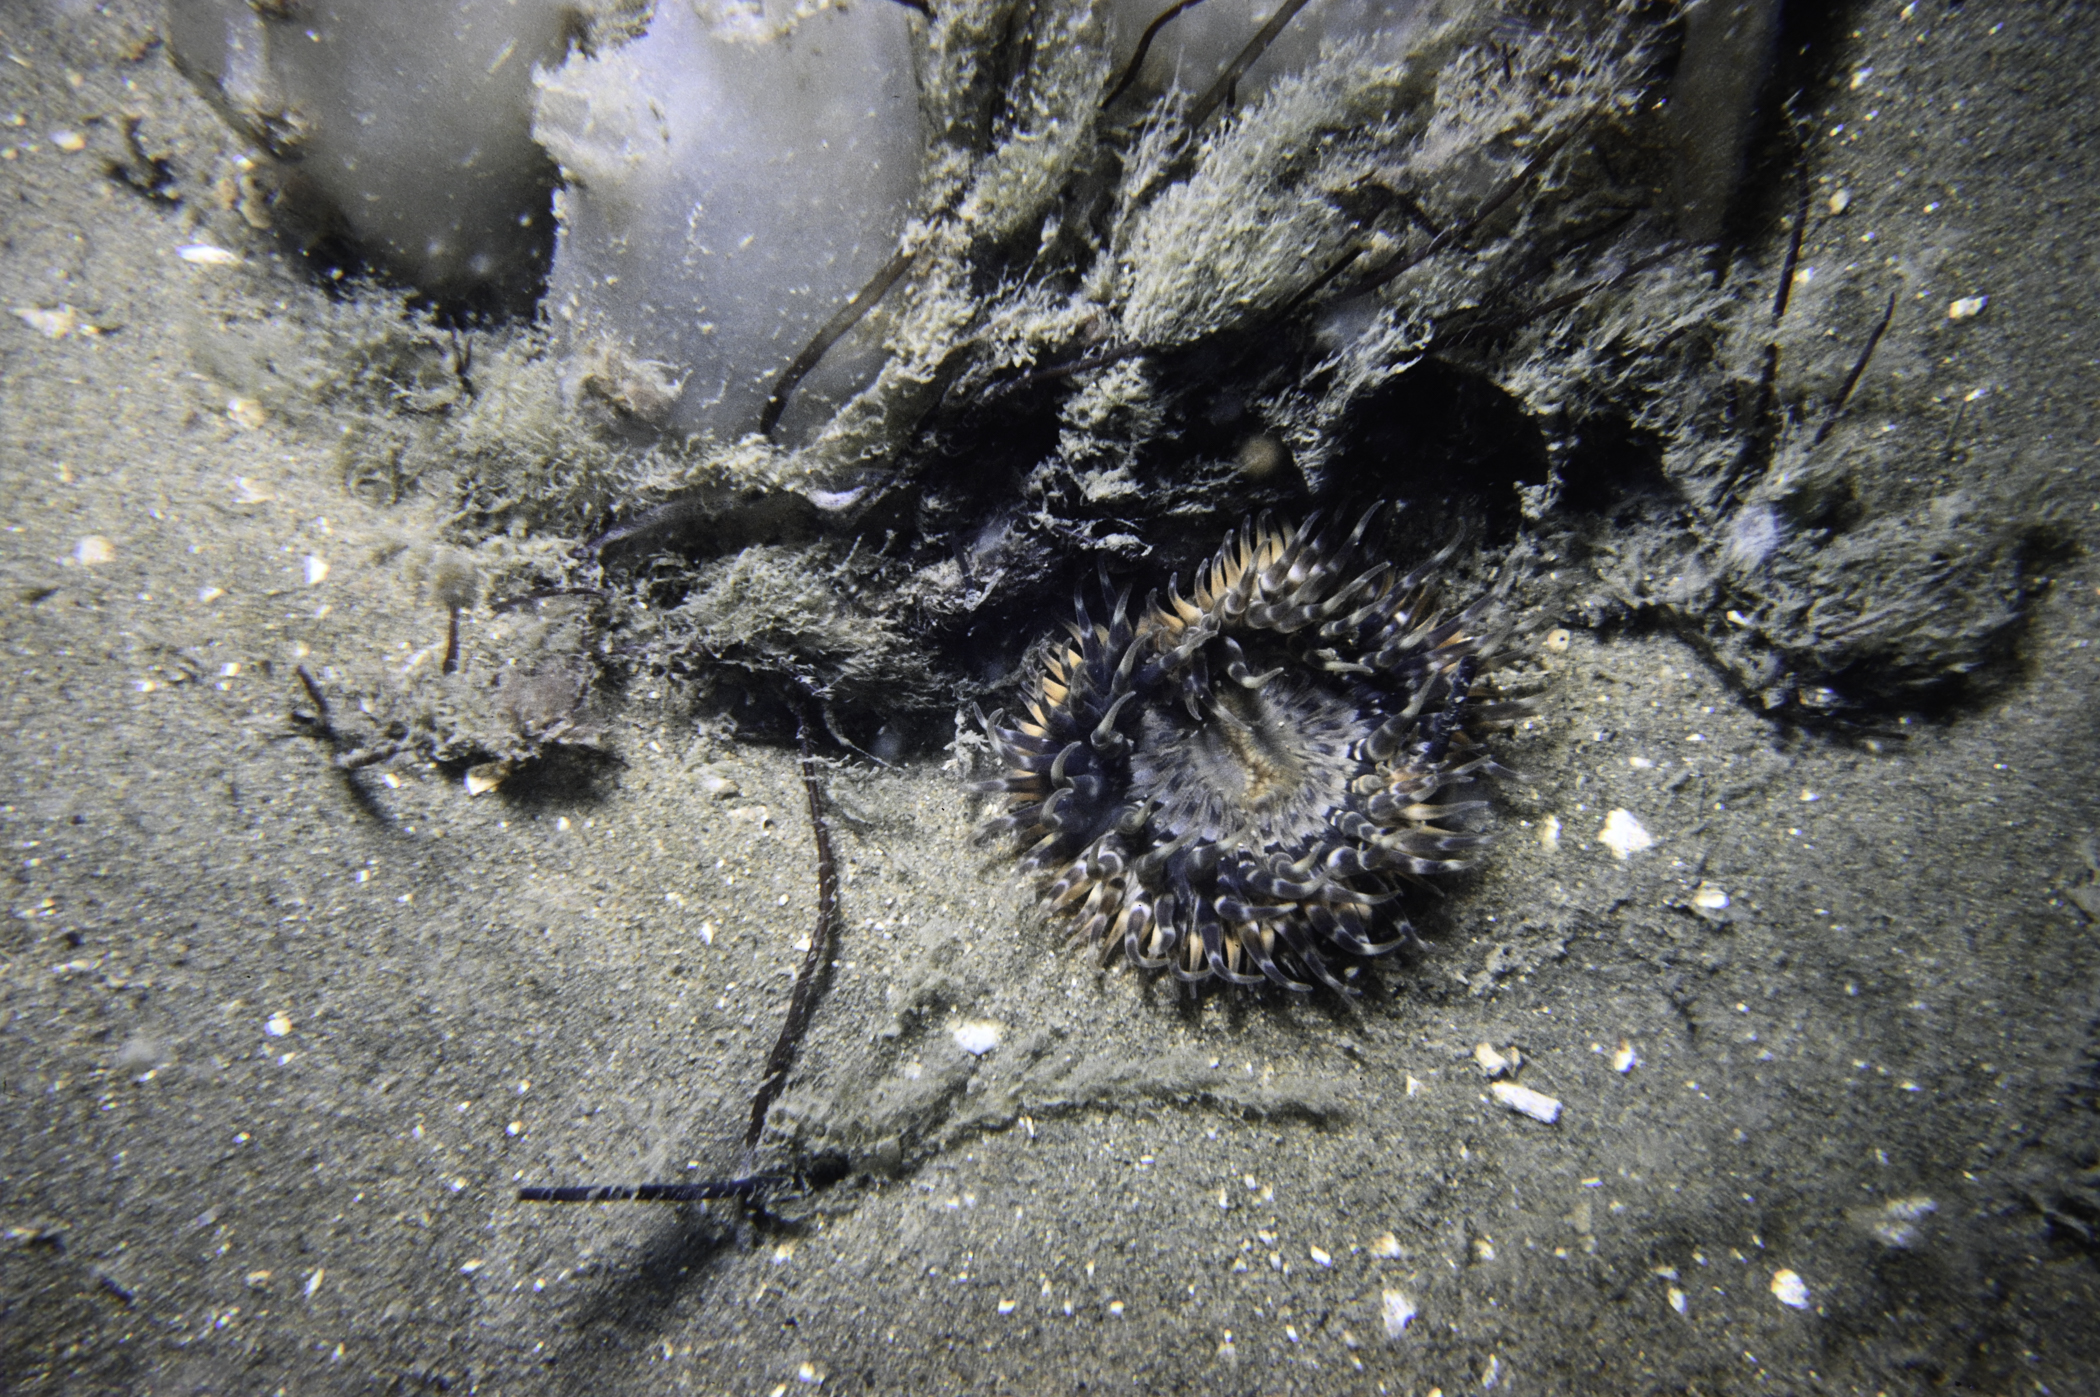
{"left": 1186, "top": 0, "right": 1315, "bottom": 131}
{"left": 743, "top": 717, "right": 844, "bottom": 1152}
{"left": 1101, "top": 0, "right": 1215, "bottom": 110}
{"left": 1811, "top": 289, "right": 1896, "bottom": 447}
{"left": 758, "top": 244, "right": 916, "bottom": 437}
{"left": 518, "top": 716, "right": 844, "bottom": 1205}
{"left": 517, "top": 1178, "right": 777, "bottom": 1204}
{"left": 1336, "top": 111, "right": 1596, "bottom": 303}
{"left": 1772, "top": 158, "right": 1812, "bottom": 323}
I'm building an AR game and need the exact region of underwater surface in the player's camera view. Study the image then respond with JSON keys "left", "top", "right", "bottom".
{"left": 2, "top": 1, "right": 2097, "bottom": 1392}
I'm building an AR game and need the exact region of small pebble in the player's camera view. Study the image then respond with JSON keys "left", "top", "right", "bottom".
{"left": 1611, "top": 1039, "right": 1639, "bottom": 1074}
{"left": 49, "top": 129, "right": 85, "bottom": 152}
{"left": 1947, "top": 296, "right": 1987, "bottom": 320}
{"left": 952, "top": 1020, "right": 1002, "bottom": 1056}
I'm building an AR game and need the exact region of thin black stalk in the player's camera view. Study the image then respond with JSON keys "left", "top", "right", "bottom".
{"left": 1772, "top": 160, "right": 1812, "bottom": 323}
{"left": 1812, "top": 290, "right": 1895, "bottom": 447}
{"left": 517, "top": 713, "right": 847, "bottom": 1206}
{"left": 1101, "top": 0, "right": 1214, "bottom": 110}
{"left": 760, "top": 246, "right": 916, "bottom": 437}
{"left": 1186, "top": 0, "right": 1314, "bottom": 131}
{"left": 743, "top": 717, "right": 844, "bottom": 1152}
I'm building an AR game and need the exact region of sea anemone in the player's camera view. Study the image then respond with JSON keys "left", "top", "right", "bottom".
{"left": 976, "top": 510, "right": 1530, "bottom": 994}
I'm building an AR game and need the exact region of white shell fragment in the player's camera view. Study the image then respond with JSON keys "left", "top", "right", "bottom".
{"left": 1860, "top": 1195, "right": 1937, "bottom": 1248}
{"left": 1691, "top": 881, "right": 1732, "bottom": 922}
{"left": 176, "top": 243, "right": 242, "bottom": 266}
{"left": 13, "top": 304, "right": 77, "bottom": 339}
{"left": 1490, "top": 1081, "right": 1562, "bottom": 1124}
{"left": 1380, "top": 1288, "right": 1417, "bottom": 1339}
{"left": 1611, "top": 1039, "right": 1639, "bottom": 1074}
{"left": 72, "top": 535, "right": 115, "bottom": 567}
{"left": 264, "top": 1011, "right": 293, "bottom": 1037}
{"left": 463, "top": 761, "right": 512, "bottom": 796}
{"left": 1369, "top": 1231, "right": 1403, "bottom": 1258}
{"left": 1597, "top": 809, "right": 1655, "bottom": 860}
{"left": 951, "top": 1020, "right": 1002, "bottom": 1056}
{"left": 1473, "top": 1042, "right": 1520, "bottom": 1078}
{"left": 1769, "top": 1268, "right": 1812, "bottom": 1309}
{"left": 1947, "top": 295, "right": 1987, "bottom": 320}
{"left": 303, "top": 555, "right": 330, "bottom": 586}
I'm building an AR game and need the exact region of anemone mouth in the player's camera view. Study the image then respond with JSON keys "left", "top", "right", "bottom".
{"left": 1131, "top": 672, "right": 1364, "bottom": 853}
{"left": 976, "top": 509, "right": 1530, "bottom": 996}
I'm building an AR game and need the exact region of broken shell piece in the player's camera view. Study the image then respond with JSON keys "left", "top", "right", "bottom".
{"left": 951, "top": 1019, "right": 1002, "bottom": 1056}
{"left": 72, "top": 535, "right": 115, "bottom": 566}
{"left": 1369, "top": 1232, "right": 1403, "bottom": 1259}
{"left": 1769, "top": 1269, "right": 1812, "bottom": 1309}
{"left": 1855, "top": 1195, "right": 1937, "bottom": 1249}
{"left": 229, "top": 396, "right": 267, "bottom": 430}
{"left": 1947, "top": 295, "right": 1987, "bottom": 320}
{"left": 1490, "top": 1081, "right": 1562, "bottom": 1124}
{"left": 464, "top": 761, "right": 513, "bottom": 796}
{"left": 1537, "top": 814, "right": 1562, "bottom": 851}
{"left": 696, "top": 765, "right": 741, "bottom": 799}
{"left": 1597, "top": 808, "right": 1654, "bottom": 860}
{"left": 1611, "top": 1039, "right": 1639, "bottom": 1074}
{"left": 176, "top": 243, "right": 241, "bottom": 265}
{"left": 1691, "top": 881, "right": 1732, "bottom": 923}
{"left": 1380, "top": 1289, "right": 1416, "bottom": 1339}
{"left": 13, "top": 304, "right": 77, "bottom": 339}
{"left": 1473, "top": 1042, "right": 1521, "bottom": 1078}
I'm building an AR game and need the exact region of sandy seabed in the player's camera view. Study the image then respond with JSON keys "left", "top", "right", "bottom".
{"left": 3, "top": 3, "right": 2099, "bottom": 1393}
